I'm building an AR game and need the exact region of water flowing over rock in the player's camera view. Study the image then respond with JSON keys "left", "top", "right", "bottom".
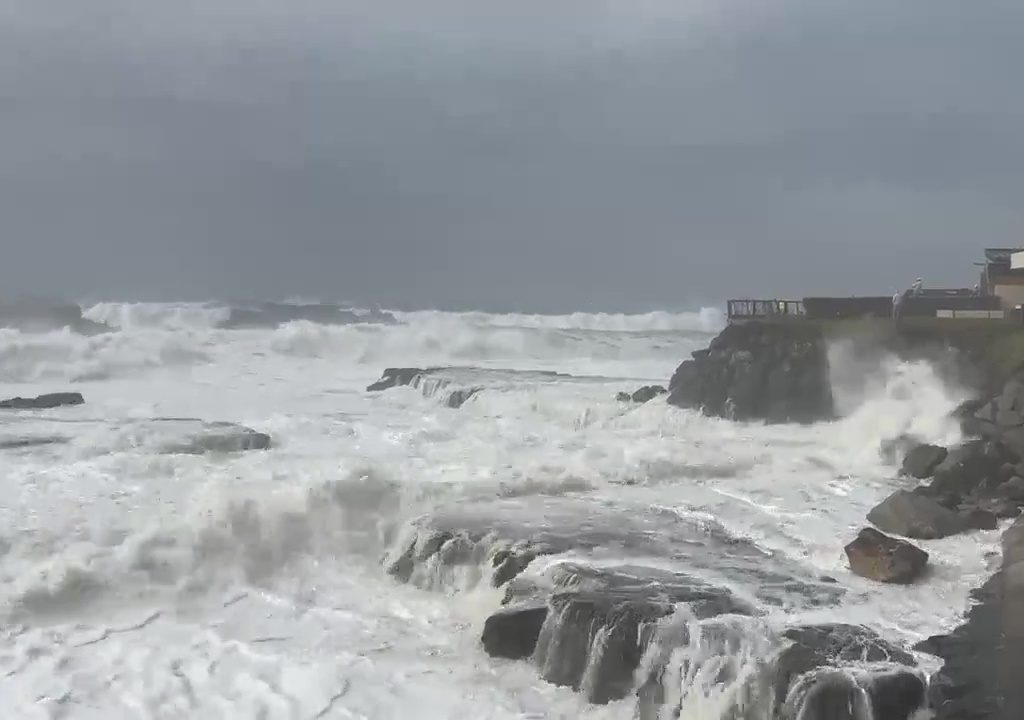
{"left": 844, "top": 527, "right": 929, "bottom": 584}
{"left": 0, "top": 392, "right": 85, "bottom": 409}
{"left": 366, "top": 367, "right": 482, "bottom": 408}
{"left": 666, "top": 322, "right": 833, "bottom": 423}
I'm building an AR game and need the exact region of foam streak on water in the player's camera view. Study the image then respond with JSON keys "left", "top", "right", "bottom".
{"left": 0, "top": 303, "right": 997, "bottom": 719}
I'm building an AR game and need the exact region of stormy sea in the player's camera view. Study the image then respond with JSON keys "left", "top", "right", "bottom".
{"left": 0, "top": 301, "right": 997, "bottom": 719}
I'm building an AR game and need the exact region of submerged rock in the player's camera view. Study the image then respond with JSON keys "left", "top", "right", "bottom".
{"left": 867, "top": 490, "right": 967, "bottom": 539}
{"left": 666, "top": 322, "right": 833, "bottom": 423}
{"left": 900, "top": 443, "right": 948, "bottom": 479}
{"left": 0, "top": 392, "right": 84, "bottom": 409}
{"left": 844, "top": 527, "right": 928, "bottom": 584}
{"left": 159, "top": 421, "right": 271, "bottom": 454}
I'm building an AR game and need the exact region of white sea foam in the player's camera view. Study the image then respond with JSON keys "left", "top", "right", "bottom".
{"left": 0, "top": 303, "right": 995, "bottom": 718}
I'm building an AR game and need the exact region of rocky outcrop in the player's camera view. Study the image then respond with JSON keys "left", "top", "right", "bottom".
{"left": 844, "top": 527, "right": 929, "bottom": 584}
{"left": 367, "top": 367, "right": 428, "bottom": 392}
{"left": 618, "top": 385, "right": 667, "bottom": 404}
{"left": 667, "top": 322, "right": 833, "bottom": 423}
{"left": 379, "top": 498, "right": 940, "bottom": 716}
{"left": 867, "top": 490, "right": 967, "bottom": 539}
{"left": 900, "top": 443, "right": 948, "bottom": 479}
{"left": 481, "top": 604, "right": 548, "bottom": 659}
{"left": 772, "top": 625, "right": 925, "bottom": 720}
{"left": 920, "top": 514, "right": 1024, "bottom": 719}
{"left": 0, "top": 392, "right": 84, "bottom": 409}
{"left": 366, "top": 367, "right": 482, "bottom": 408}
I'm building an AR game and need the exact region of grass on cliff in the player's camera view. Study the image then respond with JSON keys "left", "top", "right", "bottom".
{"left": 812, "top": 317, "right": 1024, "bottom": 379}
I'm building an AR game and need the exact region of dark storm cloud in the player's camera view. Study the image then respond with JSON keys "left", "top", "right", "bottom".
{"left": 2, "top": 0, "right": 1022, "bottom": 311}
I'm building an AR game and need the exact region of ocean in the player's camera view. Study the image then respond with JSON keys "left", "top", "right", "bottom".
{"left": 0, "top": 303, "right": 1002, "bottom": 719}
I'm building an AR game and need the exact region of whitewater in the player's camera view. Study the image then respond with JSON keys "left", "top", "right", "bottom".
{"left": 0, "top": 303, "right": 1000, "bottom": 719}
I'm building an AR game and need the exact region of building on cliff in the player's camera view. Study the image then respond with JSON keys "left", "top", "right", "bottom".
{"left": 982, "top": 247, "right": 1024, "bottom": 310}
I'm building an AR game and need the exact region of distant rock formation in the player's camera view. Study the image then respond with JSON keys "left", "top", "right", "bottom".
{"left": 0, "top": 392, "right": 84, "bottom": 409}
{"left": 0, "top": 303, "right": 112, "bottom": 335}
{"left": 219, "top": 303, "right": 397, "bottom": 329}
{"left": 617, "top": 385, "right": 667, "bottom": 404}
{"left": 667, "top": 322, "right": 833, "bottom": 423}
{"left": 366, "top": 368, "right": 481, "bottom": 409}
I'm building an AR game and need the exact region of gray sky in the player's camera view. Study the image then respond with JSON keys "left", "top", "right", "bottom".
{"left": 2, "top": 0, "right": 1022, "bottom": 312}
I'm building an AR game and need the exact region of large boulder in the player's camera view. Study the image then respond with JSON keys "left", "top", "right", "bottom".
{"left": 900, "top": 443, "right": 948, "bottom": 479}
{"left": 631, "top": 385, "right": 667, "bottom": 404}
{"left": 867, "top": 490, "right": 967, "bottom": 539}
{"left": 481, "top": 603, "right": 548, "bottom": 659}
{"left": 667, "top": 322, "right": 833, "bottom": 424}
{"left": 773, "top": 624, "right": 923, "bottom": 720}
{"left": 0, "top": 392, "right": 84, "bottom": 409}
{"left": 844, "top": 527, "right": 929, "bottom": 584}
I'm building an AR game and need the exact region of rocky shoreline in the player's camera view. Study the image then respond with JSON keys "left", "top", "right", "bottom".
{"left": 361, "top": 319, "right": 1024, "bottom": 719}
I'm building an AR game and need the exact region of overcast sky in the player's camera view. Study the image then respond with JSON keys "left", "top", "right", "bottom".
{"left": 2, "top": 0, "right": 1022, "bottom": 312}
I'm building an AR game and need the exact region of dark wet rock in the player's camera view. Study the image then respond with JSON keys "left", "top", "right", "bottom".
{"left": 998, "top": 476, "right": 1024, "bottom": 502}
{"left": 536, "top": 591, "right": 673, "bottom": 704}
{"left": 864, "top": 670, "right": 928, "bottom": 720}
{"left": 868, "top": 490, "right": 967, "bottom": 539}
{"left": 631, "top": 385, "right": 667, "bottom": 404}
{"left": 781, "top": 672, "right": 872, "bottom": 720}
{"left": 159, "top": 421, "right": 271, "bottom": 454}
{"left": 773, "top": 625, "right": 921, "bottom": 720}
{"left": 445, "top": 387, "right": 481, "bottom": 409}
{"left": 959, "top": 507, "right": 999, "bottom": 531}
{"left": 0, "top": 392, "right": 84, "bottom": 409}
{"left": 367, "top": 367, "right": 428, "bottom": 392}
{"left": 880, "top": 433, "right": 920, "bottom": 465}
{"left": 844, "top": 527, "right": 928, "bottom": 584}
{"left": 528, "top": 565, "right": 753, "bottom": 705}
{"left": 615, "top": 392, "right": 632, "bottom": 402}
{"left": 900, "top": 443, "right": 948, "bottom": 479}
{"left": 923, "top": 514, "right": 1024, "bottom": 719}
{"left": 667, "top": 322, "right": 833, "bottom": 424}
{"left": 481, "top": 603, "right": 548, "bottom": 659}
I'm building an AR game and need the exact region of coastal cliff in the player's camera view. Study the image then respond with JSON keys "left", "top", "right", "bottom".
{"left": 668, "top": 319, "right": 1024, "bottom": 425}
{"left": 666, "top": 322, "right": 833, "bottom": 423}
{"left": 667, "top": 318, "right": 1024, "bottom": 718}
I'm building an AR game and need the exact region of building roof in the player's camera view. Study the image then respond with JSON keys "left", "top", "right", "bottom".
{"left": 985, "top": 248, "right": 1024, "bottom": 263}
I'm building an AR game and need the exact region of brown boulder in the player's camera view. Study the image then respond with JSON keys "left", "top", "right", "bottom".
{"left": 845, "top": 527, "right": 929, "bottom": 584}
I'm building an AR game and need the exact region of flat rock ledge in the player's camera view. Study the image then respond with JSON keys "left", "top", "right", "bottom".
{"left": 381, "top": 500, "right": 925, "bottom": 719}
{"left": 0, "top": 392, "right": 84, "bottom": 409}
